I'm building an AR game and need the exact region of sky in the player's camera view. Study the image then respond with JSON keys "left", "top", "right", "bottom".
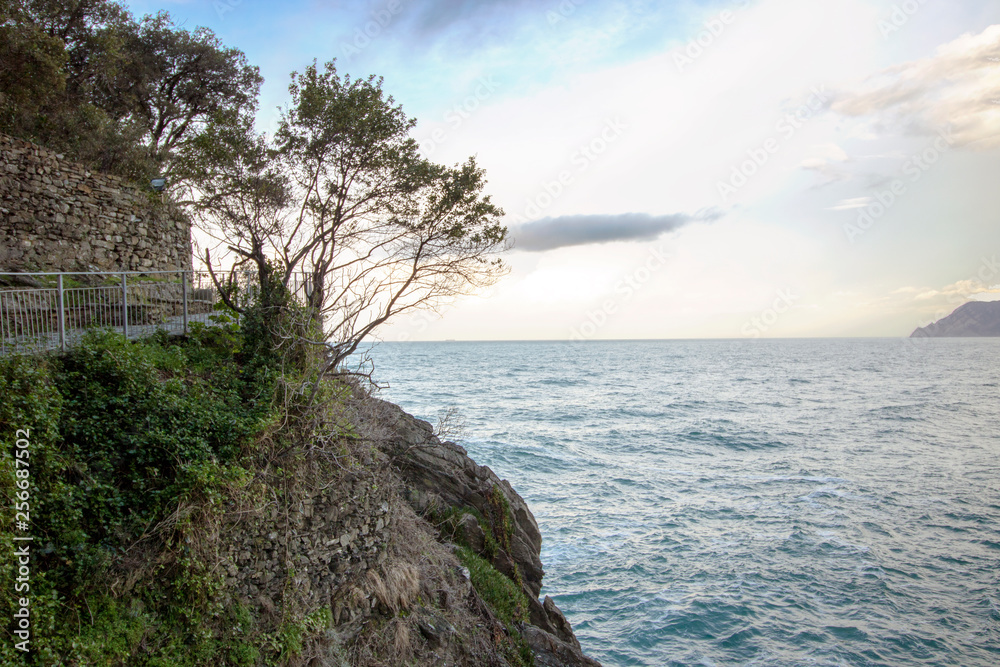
{"left": 129, "top": 0, "right": 1000, "bottom": 340}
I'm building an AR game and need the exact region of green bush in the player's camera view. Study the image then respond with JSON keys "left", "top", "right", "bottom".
{"left": 434, "top": 505, "right": 501, "bottom": 560}
{"left": 0, "top": 327, "right": 279, "bottom": 665}
{"left": 456, "top": 546, "right": 534, "bottom": 667}
{"left": 456, "top": 547, "right": 528, "bottom": 627}
{"left": 52, "top": 330, "right": 273, "bottom": 562}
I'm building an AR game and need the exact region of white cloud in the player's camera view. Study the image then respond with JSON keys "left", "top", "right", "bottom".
{"left": 828, "top": 196, "right": 873, "bottom": 210}
{"left": 388, "top": 1, "right": 1000, "bottom": 339}
{"left": 831, "top": 24, "right": 1000, "bottom": 148}
{"left": 890, "top": 279, "right": 998, "bottom": 304}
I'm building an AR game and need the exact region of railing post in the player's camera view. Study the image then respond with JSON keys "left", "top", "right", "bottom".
{"left": 182, "top": 270, "right": 189, "bottom": 336}
{"left": 121, "top": 272, "right": 128, "bottom": 338}
{"left": 57, "top": 274, "right": 66, "bottom": 353}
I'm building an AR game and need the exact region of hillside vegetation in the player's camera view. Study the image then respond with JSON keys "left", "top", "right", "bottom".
{"left": 0, "top": 303, "right": 544, "bottom": 666}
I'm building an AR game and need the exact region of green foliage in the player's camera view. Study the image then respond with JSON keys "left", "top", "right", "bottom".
{"left": 0, "top": 0, "right": 261, "bottom": 184}
{"left": 237, "top": 261, "right": 308, "bottom": 366}
{"left": 434, "top": 505, "right": 500, "bottom": 560}
{"left": 488, "top": 484, "right": 515, "bottom": 555}
{"left": 436, "top": 486, "right": 520, "bottom": 582}
{"left": 259, "top": 607, "right": 333, "bottom": 663}
{"left": 0, "top": 355, "right": 65, "bottom": 666}
{"left": 38, "top": 596, "right": 152, "bottom": 664}
{"left": 456, "top": 547, "right": 534, "bottom": 667}
{"left": 193, "top": 59, "right": 508, "bottom": 370}
{"left": 433, "top": 491, "right": 534, "bottom": 665}
{"left": 456, "top": 547, "right": 527, "bottom": 628}
{"left": 51, "top": 330, "right": 272, "bottom": 559}
{"left": 122, "top": 12, "right": 263, "bottom": 172}
{"left": 0, "top": 15, "right": 67, "bottom": 128}
{"left": 0, "top": 329, "right": 279, "bottom": 665}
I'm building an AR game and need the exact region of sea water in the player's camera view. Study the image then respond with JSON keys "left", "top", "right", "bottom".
{"left": 366, "top": 338, "right": 1000, "bottom": 666}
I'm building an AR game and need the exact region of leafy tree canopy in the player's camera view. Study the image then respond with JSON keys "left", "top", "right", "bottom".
{"left": 193, "top": 61, "right": 508, "bottom": 378}
{"left": 0, "top": 0, "right": 261, "bottom": 183}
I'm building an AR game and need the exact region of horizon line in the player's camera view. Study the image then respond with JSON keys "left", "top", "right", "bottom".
{"left": 367, "top": 335, "right": 998, "bottom": 344}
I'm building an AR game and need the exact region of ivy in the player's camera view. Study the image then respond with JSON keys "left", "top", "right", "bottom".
{"left": 0, "top": 326, "right": 279, "bottom": 665}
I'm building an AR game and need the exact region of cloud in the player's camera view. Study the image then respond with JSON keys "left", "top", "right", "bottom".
{"left": 886, "top": 279, "right": 1000, "bottom": 308}
{"left": 916, "top": 279, "right": 1000, "bottom": 301}
{"left": 511, "top": 210, "right": 722, "bottom": 252}
{"left": 828, "top": 196, "right": 873, "bottom": 211}
{"left": 830, "top": 24, "right": 1000, "bottom": 149}
{"left": 400, "top": 0, "right": 534, "bottom": 41}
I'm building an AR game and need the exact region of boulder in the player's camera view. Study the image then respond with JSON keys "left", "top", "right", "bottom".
{"left": 522, "top": 625, "right": 602, "bottom": 667}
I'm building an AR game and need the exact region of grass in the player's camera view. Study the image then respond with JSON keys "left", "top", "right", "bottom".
{"left": 456, "top": 546, "right": 534, "bottom": 667}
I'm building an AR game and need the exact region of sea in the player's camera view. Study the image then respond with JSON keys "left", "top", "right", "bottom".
{"left": 364, "top": 338, "right": 1000, "bottom": 667}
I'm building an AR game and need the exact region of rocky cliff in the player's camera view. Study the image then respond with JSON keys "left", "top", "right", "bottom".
{"left": 361, "top": 396, "right": 601, "bottom": 667}
{"left": 910, "top": 301, "right": 1000, "bottom": 337}
{"left": 0, "top": 324, "right": 600, "bottom": 666}
{"left": 211, "top": 390, "right": 602, "bottom": 666}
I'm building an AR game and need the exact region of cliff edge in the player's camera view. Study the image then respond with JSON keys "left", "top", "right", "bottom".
{"left": 362, "top": 396, "right": 602, "bottom": 667}
{"left": 0, "top": 329, "right": 601, "bottom": 666}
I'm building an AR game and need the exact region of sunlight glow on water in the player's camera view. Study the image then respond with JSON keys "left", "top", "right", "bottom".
{"left": 367, "top": 339, "right": 1000, "bottom": 666}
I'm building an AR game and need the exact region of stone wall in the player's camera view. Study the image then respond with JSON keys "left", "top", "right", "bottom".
{"left": 0, "top": 133, "right": 191, "bottom": 273}
{"left": 220, "top": 460, "right": 395, "bottom": 623}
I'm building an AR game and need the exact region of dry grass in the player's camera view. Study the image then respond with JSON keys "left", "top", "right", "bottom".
{"left": 391, "top": 619, "right": 413, "bottom": 662}
{"left": 368, "top": 563, "right": 421, "bottom": 615}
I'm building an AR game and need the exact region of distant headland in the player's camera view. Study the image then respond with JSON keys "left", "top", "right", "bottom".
{"left": 910, "top": 301, "right": 1000, "bottom": 337}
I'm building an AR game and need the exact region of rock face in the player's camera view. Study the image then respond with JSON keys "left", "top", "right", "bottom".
{"left": 372, "top": 397, "right": 602, "bottom": 667}
{"left": 218, "top": 462, "right": 395, "bottom": 624}
{"left": 911, "top": 301, "right": 1000, "bottom": 337}
{"left": 0, "top": 133, "right": 191, "bottom": 273}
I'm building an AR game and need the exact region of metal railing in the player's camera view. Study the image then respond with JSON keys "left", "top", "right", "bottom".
{"left": 0, "top": 269, "right": 321, "bottom": 355}
{"left": 0, "top": 270, "right": 228, "bottom": 354}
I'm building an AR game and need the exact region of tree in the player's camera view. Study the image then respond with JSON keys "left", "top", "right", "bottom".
{"left": 118, "top": 12, "right": 263, "bottom": 179}
{"left": 182, "top": 117, "right": 290, "bottom": 273}
{"left": 7, "top": 0, "right": 134, "bottom": 104}
{"left": 0, "top": 9, "right": 67, "bottom": 133}
{"left": 0, "top": 0, "right": 146, "bottom": 177}
{"left": 0, "top": 1, "right": 261, "bottom": 183}
{"left": 194, "top": 60, "right": 508, "bottom": 378}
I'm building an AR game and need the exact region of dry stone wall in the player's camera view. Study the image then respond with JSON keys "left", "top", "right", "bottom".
{"left": 0, "top": 133, "right": 191, "bottom": 273}
{"left": 221, "top": 462, "right": 394, "bottom": 623}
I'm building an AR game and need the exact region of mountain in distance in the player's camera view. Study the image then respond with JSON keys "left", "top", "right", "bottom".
{"left": 910, "top": 301, "right": 1000, "bottom": 337}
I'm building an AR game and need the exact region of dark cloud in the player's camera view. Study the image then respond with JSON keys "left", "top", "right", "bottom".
{"left": 393, "top": 0, "right": 537, "bottom": 46}
{"left": 511, "top": 211, "right": 723, "bottom": 252}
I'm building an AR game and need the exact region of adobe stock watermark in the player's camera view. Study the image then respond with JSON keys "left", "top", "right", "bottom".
{"left": 420, "top": 77, "right": 501, "bottom": 156}
{"left": 878, "top": 0, "right": 929, "bottom": 39}
{"left": 546, "top": 0, "right": 587, "bottom": 26}
{"left": 509, "top": 117, "right": 628, "bottom": 224}
{"left": 717, "top": 85, "right": 828, "bottom": 203}
{"left": 339, "top": 0, "right": 407, "bottom": 60}
{"left": 673, "top": 0, "right": 751, "bottom": 73}
{"left": 213, "top": 0, "right": 243, "bottom": 20}
{"left": 843, "top": 127, "right": 954, "bottom": 243}
{"left": 11, "top": 428, "right": 33, "bottom": 653}
{"left": 395, "top": 311, "right": 435, "bottom": 342}
{"left": 570, "top": 245, "right": 670, "bottom": 340}
{"left": 741, "top": 289, "right": 798, "bottom": 338}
